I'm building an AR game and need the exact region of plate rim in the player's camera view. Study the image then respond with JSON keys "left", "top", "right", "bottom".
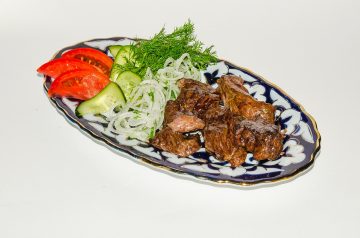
{"left": 42, "top": 37, "right": 321, "bottom": 187}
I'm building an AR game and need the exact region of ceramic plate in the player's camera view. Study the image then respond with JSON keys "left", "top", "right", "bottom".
{"left": 43, "top": 37, "right": 321, "bottom": 186}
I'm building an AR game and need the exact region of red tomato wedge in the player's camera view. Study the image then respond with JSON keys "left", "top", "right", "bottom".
{"left": 61, "top": 48, "right": 113, "bottom": 76}
{"left": 48, "top": 69, "right": 110, "bottom": 100}
{"left": 37, "top": 58, "right": 97, "bottom": 79}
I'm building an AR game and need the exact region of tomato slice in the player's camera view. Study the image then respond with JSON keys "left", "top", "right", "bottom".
{"left": 37, "top": 58, "right": 97, "bottom": 79}
{"left": 61, "top": 48, "right": 113, "bottom": 76}
{"left": 48, "top": 69, "right": 110, "bottom": 100}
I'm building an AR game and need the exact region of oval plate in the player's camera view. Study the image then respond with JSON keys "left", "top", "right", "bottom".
{"left": 43, "top": 37, "right": 321, "bottom": 187}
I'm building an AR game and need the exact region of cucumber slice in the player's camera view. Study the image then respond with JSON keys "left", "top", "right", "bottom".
{"left": 115, "top": 71, "right": 142, "bottom": 99}
{"left": 110, "top": 64, "right": 122, "bottom": 81}
{"left": 114, "top": 45, "right": 133, "bottom": 65}
{"left": 108, "top": 45, "right": 123, "bottom": 58}
{"left": 75, "top": 82, "right": 126, "bottom": 117}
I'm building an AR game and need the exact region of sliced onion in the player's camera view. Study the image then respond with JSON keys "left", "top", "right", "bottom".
{"left": 105, "top": 53, "right": 201, "bottom": 142}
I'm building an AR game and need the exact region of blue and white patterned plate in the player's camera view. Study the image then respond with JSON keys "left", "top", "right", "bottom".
{"left": 43, "top": 37, "right": 321, "bottom": 186}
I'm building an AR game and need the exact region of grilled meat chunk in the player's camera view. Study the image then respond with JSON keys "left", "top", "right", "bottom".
{"left": 204, "top": 110, "right": 283, "bottom": 166}
{"left": 164, "top": 100, "right": 205, "bottom": 133}
{"left": 178, "top": 78, "right": 216, "bottom": 92}
{"left": 202, "top": 103, "right": 227, "bottom": 122}
{"left": 151, "top": 77, "right": 283, "bottom": 167}
{"left": 176, "top": 78, "right": 221, "bottom": 118}
{"left": 233, "top": 119, "right": 283, "bottom": 160}
{"left": 168, "top": 116, "right": 205, "bottom": 133}
{"left": 204, "top": 116, "right": 247, "bottom": 167}
{"left": 150, "top": 127, "right": 201, "bottom": 157}
{"left": 218, "top": 75, "right": 275, "bottom": 124}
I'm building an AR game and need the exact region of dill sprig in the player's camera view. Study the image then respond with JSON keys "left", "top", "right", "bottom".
{"left": 121, "top": 20, "right": 217, "bottom": 77}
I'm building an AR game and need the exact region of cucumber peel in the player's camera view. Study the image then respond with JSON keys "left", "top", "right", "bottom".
{"left": 110, "top": 64, "right": 122, "bottom": 81}
{"left": 114, "top": 45, "right": 133, "bottom": 65}
{"left": 108, "top": 45, "right": 123, "bottom": 58}
{"left": 115, "top": 71, "right": 142, "bottom": 100}
{"left": 110, "top": 45, "right": 138, "bottom": 81}
{"left": 75, "top": 82, "right": 126, "bottom": 117}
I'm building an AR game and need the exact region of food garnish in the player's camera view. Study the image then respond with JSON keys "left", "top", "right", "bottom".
{"left": 62, "top": 48, "right": 113, "bottom": 76}
{"left": 105, "top": 54, "right": 201, "bottom": 141}
{"left": 118, "top": 20, "right": 217, "bottom": 77}
{"left": 47, "top": 69, "right": 110, "bottom": 100}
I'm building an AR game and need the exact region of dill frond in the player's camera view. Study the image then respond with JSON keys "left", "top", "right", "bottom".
{"left": 120, "top": 20, "right": 217, "bottom": 77}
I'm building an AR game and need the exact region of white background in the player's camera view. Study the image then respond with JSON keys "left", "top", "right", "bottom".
{"left": 1, "top": 0, "right": 359, "bottom": 237}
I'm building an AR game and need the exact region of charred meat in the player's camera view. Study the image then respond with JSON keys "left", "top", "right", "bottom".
{"left": 233, "top": 119, "right": 284, "bottom": 161}
{"left": 151, "top": 76, "right": 284, "bottom": 167}
{"left": 178, "top": 78, "right": 216, "bottom": 92}
{"left": 218, "top": 75, "right": 275, "bottom": 124}
{"left": 150, "top": 127, "right": 201, "bottom": 157}
{"left": 176, "top": 78, "right": 221, "bottom": 118}
{"left": 164, "top": 100, "right": 205, "bottom": 133}
{"left": 202, "top": 103, "right": 227, "bottom": 122}
{"left": 204, "top": 116, "right": 247, "bottom": 167}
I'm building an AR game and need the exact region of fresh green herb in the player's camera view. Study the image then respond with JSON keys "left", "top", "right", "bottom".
{"left": 170, "top": 90, "right": 177, "bottom": 100}
{"left": 148, "top": 91, "right": 154, "bottom": 102}
{"left": 120, "top": 20, "right": 217, "bottom": 77}
{"left": 149, "top": 127, "right": 155, "bottom": 139}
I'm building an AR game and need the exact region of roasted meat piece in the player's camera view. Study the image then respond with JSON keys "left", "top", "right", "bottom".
{"left": 204, "top": 116, "right": 247, "bottom": 167}
{"left": 178, "top": 78, "right": 216, "bottom": 92}
{"left": 150, "top": 127, "right": 201, "bottom": 157}
{"left": 218, "top": 75, "right": 275, "bottom": 124}
{"left": 176, "top": 78, "right": 221, "bottom": 118}
{"left": 202, "top": 103, "right": 227, "bottom": 122}
{"left": 233, "top": 119, "right": 283, "bottom": 160}
{"left": 151, "top": 77, "right": 283, "bottom": 167}
{"left": 204, "top": 109, "right": 283, "bottom": 166}
{"left": 217, "top": 75, "right": 282, "bottom": 161}
{"left": 164, "top": 100, "right": 205, "bottom": 133}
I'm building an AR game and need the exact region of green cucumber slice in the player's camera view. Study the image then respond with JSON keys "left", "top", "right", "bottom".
{"left": 75, "top": 82, "right": 126, "bottom": 117}
{"left": 114, "top": 45, "right": 133, "bottom": 65}
{"left": 115, "top": 71, "right": 142, "bottom": 99}
{"left": 108, "top": 45, "right": 123, "bottom": 58}
{"left": 110, "top": 64, "right": 122, "bottom": 81}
